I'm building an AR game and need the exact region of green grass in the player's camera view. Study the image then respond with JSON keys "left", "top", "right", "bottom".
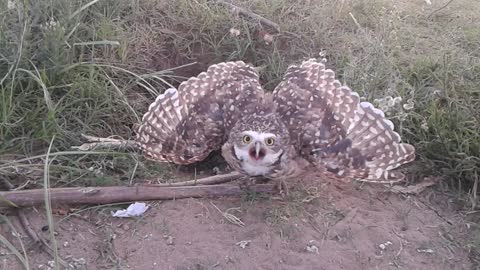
{"left": 1, "top": 0, "right": 479, "bottom": 202}
{"left": 0, "top": 0, "right": 479, "bottom": 268}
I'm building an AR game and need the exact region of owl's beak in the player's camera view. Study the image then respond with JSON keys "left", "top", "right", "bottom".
{"left": 249, "top": 141, "right": 266, "bottom": 160}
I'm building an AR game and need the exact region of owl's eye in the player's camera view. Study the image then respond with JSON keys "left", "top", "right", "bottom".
{"left": 242, "top": 135, "right": 251, "bottom": 144}
{"left": 265, "top": 138, "right": 275, "bottom": 146}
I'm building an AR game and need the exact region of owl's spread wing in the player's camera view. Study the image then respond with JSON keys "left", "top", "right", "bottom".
{"left": 273, "top": 59, "right": 415, "bottom": 182}
{"left": 135, "top": 61, "right": 265, "bottom": 164}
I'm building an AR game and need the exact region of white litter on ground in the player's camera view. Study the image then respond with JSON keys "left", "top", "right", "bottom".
{"left": 112, "top": 202, "right": 149, "bottom": 217}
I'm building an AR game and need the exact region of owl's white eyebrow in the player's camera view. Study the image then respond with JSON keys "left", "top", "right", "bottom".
{"left": 243, "top": 131, "right": 277, "bottom": 138}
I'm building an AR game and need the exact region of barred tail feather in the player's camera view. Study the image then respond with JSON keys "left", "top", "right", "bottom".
{"left": 345, "top": 102, "right": 415, "bottom": 182}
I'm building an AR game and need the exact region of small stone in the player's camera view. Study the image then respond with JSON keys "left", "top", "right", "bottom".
{"left": 235, "top": 240, "right": 251, "bottom": 249}
{"left": 165, "top": 235, "right": 174, "bottom": 245}
{"left": 72, "top": 257, "right": 86, "bottom": 265}
{"left": 306, "top": 245, "right": 319, "bottom": 253}
{"left": 417, "top": 247, "right": 434, "bottom": 254}
{"left": 306, "top": 240, "right": 319, "bottom": 254}
{"left": 63, "top": 241, "right": 69, "bottom": 247}
{"left": 379, "top": 241, "right": 393, "bottom": 251}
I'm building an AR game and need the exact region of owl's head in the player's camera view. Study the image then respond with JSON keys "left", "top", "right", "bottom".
{"left": 228, "top": 113, "right": 290, "bottom": 175}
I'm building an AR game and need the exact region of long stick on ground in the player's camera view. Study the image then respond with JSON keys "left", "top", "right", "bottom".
{"left": 153, "top": 172, "right": 243, "bottom": 186}
{"left": 0, "top": 184, "right": 275, "bottom": 208}
{"left": 217, "top": 1, "right": 281, "bottom": 32}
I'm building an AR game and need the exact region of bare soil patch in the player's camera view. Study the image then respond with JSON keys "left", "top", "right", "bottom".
{"left": 2, "top": 174, "right": 472, "bottom": 269}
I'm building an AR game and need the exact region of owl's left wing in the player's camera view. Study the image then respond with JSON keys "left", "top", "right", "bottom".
{"left": 135, "top": 61, "right": 265, "bottom": 164}
{"left": 273, "top": 59, "right": 415, "bottom": 183}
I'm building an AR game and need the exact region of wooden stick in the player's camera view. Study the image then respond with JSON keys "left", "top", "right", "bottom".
{"left": 152, "top": 172, "right": 243, "bottom": 186}
{"left": 217, "top": 1, "right": 281, "bottom": 32}
{"left": 72, "top": 134, "right": 137, "bottom": 151}
{"left": 0, "top": 184, "right": 275, "bottom": 208}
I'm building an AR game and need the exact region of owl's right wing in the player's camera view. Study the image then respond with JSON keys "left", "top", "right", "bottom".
{"left": 135, "top": 61, "right": 265, "bottom": 164}
{"left": 273, "top": 59, "right": 415, "bottom": 183}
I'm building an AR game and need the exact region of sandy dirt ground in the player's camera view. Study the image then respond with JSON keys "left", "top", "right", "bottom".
{"left": 1, "top": 173, "right": 473, "bottom": 270}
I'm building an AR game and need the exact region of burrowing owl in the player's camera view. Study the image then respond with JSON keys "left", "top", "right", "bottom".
{"left": 135, "top": 59, "right": 415, "bottom": 191}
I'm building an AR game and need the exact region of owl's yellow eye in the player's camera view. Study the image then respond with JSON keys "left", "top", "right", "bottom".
{"left": 242, "top": 135, "right": 251, "bottom": 144}
{"left": 265, "top": 138, "right": 275, "bottom": 146}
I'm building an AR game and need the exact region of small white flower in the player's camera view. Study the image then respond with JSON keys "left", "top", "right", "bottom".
{"left": 387, "top": 99, "right": 395, "bottom": 107}
{"left": 229, "top": 28, "right": 241, "bottom": 37}
{"left": 403, "top": 99, "right": 414, "bottom": 110}
{"left": 421, "top": 120, "right": 428, "bottom": 131}
{"left": 47, "top": 17, "right": 58, "bottom": 27}
{"left": 385, "top": 96, "right": 394, "bottom": 107}
{"left": 7, "top": 0, "right": 16, "bottom": 10}
{"left": 41, "top": 17, "right": 59, "bottom": 30}
{"left": 263, "top": 33, "right": 274, "bottom": 44}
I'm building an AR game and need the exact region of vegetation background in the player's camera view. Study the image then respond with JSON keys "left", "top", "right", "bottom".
{"left": 0, "top": 0, "right": 479, "bottom": 268}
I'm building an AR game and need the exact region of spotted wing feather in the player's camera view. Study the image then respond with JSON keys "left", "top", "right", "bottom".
{"left": 135, "top": 61, "right": 265, "bottom": 164}
{"left": 273, "top": 59, "right": 415, "bottom": 182}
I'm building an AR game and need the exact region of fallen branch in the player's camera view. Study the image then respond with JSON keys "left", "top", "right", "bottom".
{"left": 0, "top": 184, "right": 275, "bottom": 208}
{"left": 217, "top": 1, "right": 281, "bottom": 32}
{"left": 72, "top": 134, "right": 137, "bottom": 151}
{"left": 152, "top": 171, "right": 243, "bottom": 186}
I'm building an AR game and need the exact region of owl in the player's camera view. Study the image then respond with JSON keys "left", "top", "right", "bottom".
{"left": 135, "top": 59, "right": 415, "bottom": 192}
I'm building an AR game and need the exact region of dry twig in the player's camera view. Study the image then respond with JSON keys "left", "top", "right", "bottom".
{"left": 390, "top": 177, "right": 439, "bottom": 195}
{"left": 217, "top": 1, "right": 281, "bottom": 32}
{"left": 210, "top": 202, "right": 245, "bottom": 226}
{"left": 151, "top": 171, "right": 243, "bottom": 187}
{"left": 72, "top": 134, "right": 137, "bottom": 151}
{"left": 427, "top": 0, "right": 455, "bottom": 19}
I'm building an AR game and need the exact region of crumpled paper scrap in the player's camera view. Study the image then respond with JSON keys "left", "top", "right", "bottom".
{"left": 112, "top": 202, "right": 149, "bottom": 218}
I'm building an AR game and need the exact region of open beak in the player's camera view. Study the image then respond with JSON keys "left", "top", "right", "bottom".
{"left": 249, "top": 141, "right": 266, "bottom": 160}
{"left": 255, "top": 141, "right": 261, "bottom": 157}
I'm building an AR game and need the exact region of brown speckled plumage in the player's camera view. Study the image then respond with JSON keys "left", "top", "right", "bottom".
{"left": 135, "top": 59, "right": 415, "bottom": 188}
